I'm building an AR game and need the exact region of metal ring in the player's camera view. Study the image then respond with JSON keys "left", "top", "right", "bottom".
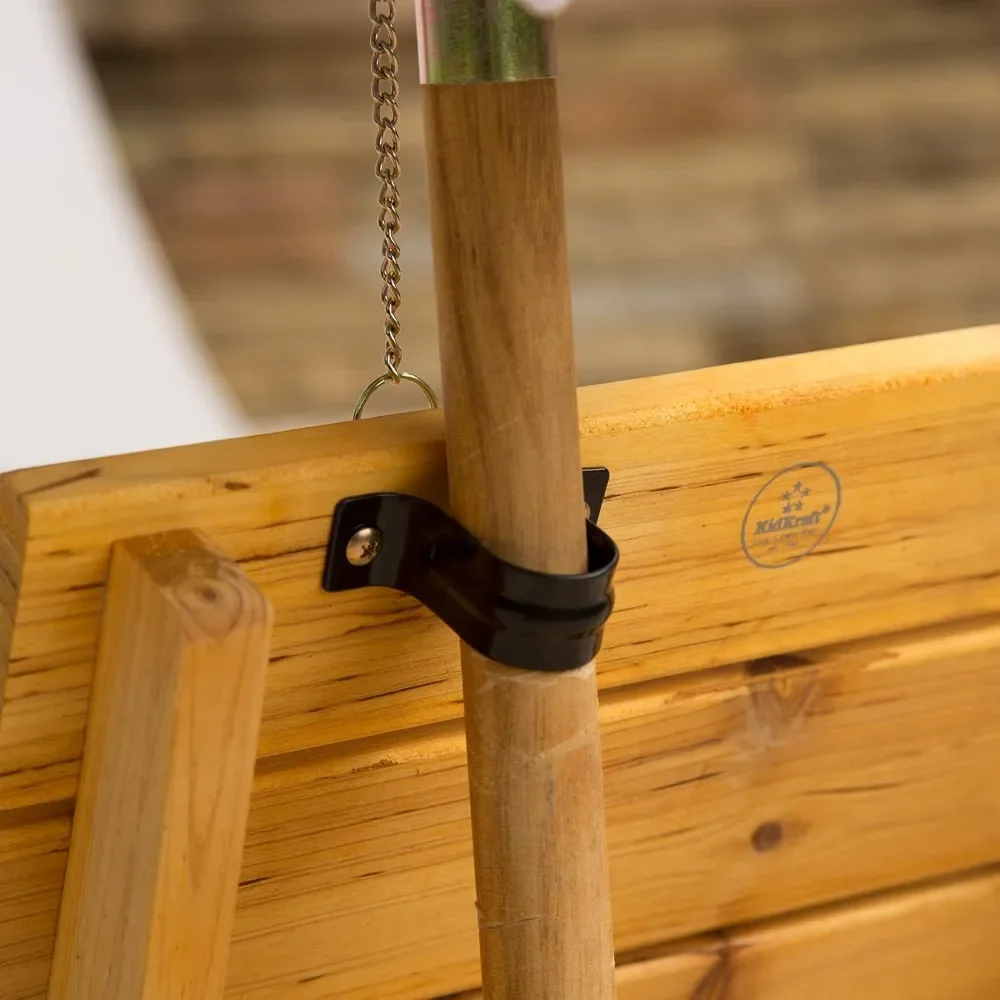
{"left": 353, "top": 372, "right": 440, "bottom": 420}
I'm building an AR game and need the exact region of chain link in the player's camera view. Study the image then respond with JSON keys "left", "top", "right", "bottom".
{"left": 353, "top": 0, "right": 438, "bottom": 419}
{"left": 370, "top": 0, "right": 404, "bottom": 382}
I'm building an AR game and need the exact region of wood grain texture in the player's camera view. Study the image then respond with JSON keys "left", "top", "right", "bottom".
{"left": 47, "top": 531, "right": 272, "bottom": 999}
{"left": 455, "top": 866, "right": 1000, "bottom": 1000}
{"left": 424, "top": 79, "right": 614, "bottom": 999}
{"left": 3, "top": 615, "right": 1000, "bottom": 997}
{"left": 1, "top": 329, "right": 999, "bottom": 816}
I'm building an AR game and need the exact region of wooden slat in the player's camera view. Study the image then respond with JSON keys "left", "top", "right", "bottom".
{"left": 712, "top": 869, "right": 1000, "bottom": 1000}
{"left": 460, "top": 866, "right": 1000, "bottom": 1000}
{"left": 3, "top": 615, "right": 1000, "bottom": 997}
{"left": 1, "top": 330, "right": 999, "bottom": 815}
{"left": 48, "top": 531, "right": 272, "bottom": 999}
{"left": 0, "top": 819, "right": 69, "bottom": 1000}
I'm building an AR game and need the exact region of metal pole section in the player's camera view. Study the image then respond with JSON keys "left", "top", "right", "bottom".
{"left": 416, "top": 0, "right": 554, "bottom": 84}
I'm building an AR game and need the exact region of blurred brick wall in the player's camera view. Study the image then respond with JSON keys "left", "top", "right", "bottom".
{"left": 77, "top": 0, "right": 1000, "bottom": 420}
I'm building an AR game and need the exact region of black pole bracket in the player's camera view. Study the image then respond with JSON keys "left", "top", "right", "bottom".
{"left": 322, "top": 468, "right": 618, "bottom": 672}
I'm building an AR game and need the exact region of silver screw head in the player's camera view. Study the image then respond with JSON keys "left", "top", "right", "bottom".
{"left": 346, "top": 526, "right": 382, "bottom": 567}
{"left": 584, "top": 501, "right": 592, "bottom": 520}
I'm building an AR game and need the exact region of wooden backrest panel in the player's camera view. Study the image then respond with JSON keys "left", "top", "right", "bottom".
{"left": 3, "top": 327, "right": 1000, "bottom": 997}
{"left": 2, "top": 328, "right": 1000, "bottom": 819}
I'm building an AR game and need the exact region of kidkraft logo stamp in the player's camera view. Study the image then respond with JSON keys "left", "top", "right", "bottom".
{"left": 741, "top": 462, "right": 841, "bottom": 569}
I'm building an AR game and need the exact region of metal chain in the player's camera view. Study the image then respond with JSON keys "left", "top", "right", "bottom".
{"left": 354, "top": 1, "right": 439, "bottom": 419}
{"left": 370, "top": 0, "right": 404, "bottom": 381}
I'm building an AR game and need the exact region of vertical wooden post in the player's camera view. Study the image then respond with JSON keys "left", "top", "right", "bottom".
{"left": 419, "top": 5, "right": 616, "bottom": 996}
{"left": 48, "top": 530, "right": 272, "bottom": 999}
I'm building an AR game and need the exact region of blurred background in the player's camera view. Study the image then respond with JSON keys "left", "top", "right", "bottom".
{"left": 71, "top": 0, "right": 1000, "bottom": 423}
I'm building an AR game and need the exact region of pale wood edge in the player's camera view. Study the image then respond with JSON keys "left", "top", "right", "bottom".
{"left": 0, "top": 476, "right": 28, "bottom": 712}
{"left": 47, "top": 530, "right": 272, "bottom": 999}
{"left": 5, "top": 326, "right": 998, "bottom": 504}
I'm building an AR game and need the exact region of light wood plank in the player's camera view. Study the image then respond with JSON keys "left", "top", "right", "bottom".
{"left": 2, "top": 615, "right": 999, "bottom": 998}
{"left": 718, "top": 869, "right": 1000, "bottom": 1000}
{"left": 458, "top": 867, "right": 1000, "bottom": 1000}
{"left": 47, "top": 531, "right": 272, "bottom": 999}
{"left": 1, "top": 329, "right": 999, "bottom": 814}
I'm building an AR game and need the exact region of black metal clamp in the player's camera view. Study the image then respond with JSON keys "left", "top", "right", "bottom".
{"left": 322, "top": 469, "right": 618, "bottom": 672}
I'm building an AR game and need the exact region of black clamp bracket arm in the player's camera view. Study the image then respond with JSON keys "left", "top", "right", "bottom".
{"left": 322, "top": 469, "right": 618, "bottom": 672}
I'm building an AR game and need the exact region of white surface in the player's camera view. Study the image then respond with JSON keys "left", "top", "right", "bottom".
{"left": 516, "top": 0, "right": 575, "bottom": 15}
{"left": 0, "top": 0, "right": 252, "bottom": 474}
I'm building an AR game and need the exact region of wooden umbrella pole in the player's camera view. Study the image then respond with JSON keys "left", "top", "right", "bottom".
{"left": 418, "top": 3, "right": 616, "bottom": 997}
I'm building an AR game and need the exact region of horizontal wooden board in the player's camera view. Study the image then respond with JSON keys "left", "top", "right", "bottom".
{"left": 3, "top": 616, "right": 1000, "bottom": 997}
{"left": 2, "top": 329, "right": 1000, "bottom": 814}
{"left": 458, "top": 866, "right": 1000, "bottom": 1000}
